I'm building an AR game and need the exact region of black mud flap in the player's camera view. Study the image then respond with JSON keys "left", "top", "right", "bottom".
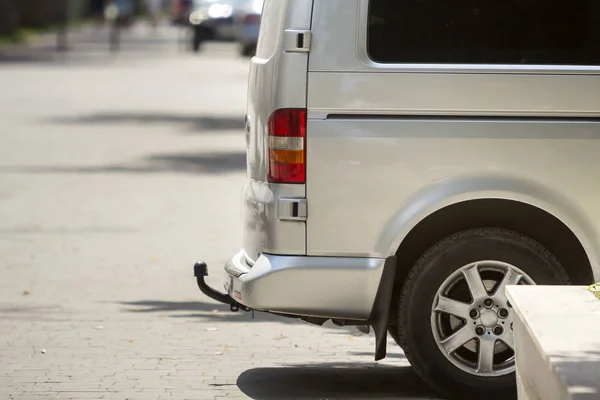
{"left": 367, "top": 256, "right": 397, "bottom": 361}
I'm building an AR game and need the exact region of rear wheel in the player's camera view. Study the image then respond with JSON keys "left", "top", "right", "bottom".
{"left": 397, "top": 228, "right": 569, "bottom": 399}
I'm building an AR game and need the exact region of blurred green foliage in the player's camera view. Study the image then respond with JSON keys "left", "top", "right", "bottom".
{"left": 0, "top": 0, "right": 148, "bottom": 39}
{"left": 0, "top": 0, "right": 71, "bottom": 36}
{"left": 589, "top": 283, "right": 600, "bottom": 300}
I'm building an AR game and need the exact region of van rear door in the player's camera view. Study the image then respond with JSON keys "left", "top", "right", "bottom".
{"left": 242, "top": 0, "right": 313, "bottom": 263}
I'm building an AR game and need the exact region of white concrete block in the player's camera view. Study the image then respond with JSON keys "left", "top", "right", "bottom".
{"left": 507, "top": 286, "right": 600, "bottom": 400}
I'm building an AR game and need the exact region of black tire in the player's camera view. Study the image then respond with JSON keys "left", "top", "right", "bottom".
{"left": 397, "top": 228, "right": 570, "bottom": 400}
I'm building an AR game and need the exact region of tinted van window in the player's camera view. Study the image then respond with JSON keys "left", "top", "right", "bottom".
{"left": 367, "top": 0, "right": 600, "bottom": 65}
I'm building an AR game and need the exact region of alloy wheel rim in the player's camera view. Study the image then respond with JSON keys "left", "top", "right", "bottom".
{"left": 430, "top": 261, "right": 535, "bottom": 377}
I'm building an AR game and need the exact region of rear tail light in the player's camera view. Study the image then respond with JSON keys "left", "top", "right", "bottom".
{"left": 267, "top": 109, "right": 306, "bottom": 184}
{"left": 243, "top": 14, "right": 261, "bottom": 25}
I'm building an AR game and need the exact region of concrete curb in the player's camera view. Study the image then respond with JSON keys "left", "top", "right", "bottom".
{"left": 507, "top": 285, "right": 600, "bottom": 400}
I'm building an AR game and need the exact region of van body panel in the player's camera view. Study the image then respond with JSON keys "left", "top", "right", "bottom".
{"left": 243, "top": 0, "right": 313, "bottom": 261}
{"left": 307, "top": 0, "right": 359, "bottom": 72}
{"left": 242, "top": 181, "right": 306, "bottom": 263}
{"left": 308, "top": 72, "right": 600, "bottom": 117}
{"left": 304, "top": 0, "right": 600, "bottom": 282}
{"left": 373, "top": 175, "right": 600, "bottom": 273}
{"left": 310, "top": 0, "right": 600, "bottom": 75}
{"left": 305, "top": 117, "right": 600, "bottom": 279}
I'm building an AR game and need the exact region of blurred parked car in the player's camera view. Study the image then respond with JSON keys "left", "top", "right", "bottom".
{"left": 188, "top": 0, "right": 247, "bottom": 52}
{"left": 233, "top": 0, "right": 263, "bottom": 57}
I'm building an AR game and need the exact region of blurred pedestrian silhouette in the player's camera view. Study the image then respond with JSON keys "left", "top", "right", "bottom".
{"left": 56, "top": 0, "right": 70, "bottom": 51}
{"left": 146, "top": 0, "right": 162, "bottom": 29}
{"left": 170, "top": 0, "right": 192, "bottom": 25}
{"left": 104, "top": 0, "right": 134, "bottom": 52}
{"left": 112, "top": 0, "right": 134, "bottom": 27}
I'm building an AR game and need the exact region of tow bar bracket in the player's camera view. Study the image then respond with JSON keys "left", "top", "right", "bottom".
{"left": 193, "top": 262, "right": 250, "bottom": 313}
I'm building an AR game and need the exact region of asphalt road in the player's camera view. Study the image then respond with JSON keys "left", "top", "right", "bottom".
{"left": 0, "top": 23, "right": 440, "bottom": 400}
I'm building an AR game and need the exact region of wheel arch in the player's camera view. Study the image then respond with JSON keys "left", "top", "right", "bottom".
{"left": 393, "top": 198, "right": 595, "bottom": 289}
{"left": 377, "top": 175, "right": 598, "bottom": 286}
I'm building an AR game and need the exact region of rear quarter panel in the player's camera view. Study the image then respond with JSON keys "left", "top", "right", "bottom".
{"left": 305, "top": 0, "right": 600, "bottom": 280}
{"left": 242, "top": 0, "right": 313, "bottom": 262}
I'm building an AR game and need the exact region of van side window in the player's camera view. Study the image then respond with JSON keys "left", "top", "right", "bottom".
{"left": 367, "top": 0, "right": 600, "bottom": 65}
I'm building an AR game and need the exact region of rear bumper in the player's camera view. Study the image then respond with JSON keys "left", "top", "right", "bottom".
{"left": 223, "top": 250, "right": 387, "bottom": 320}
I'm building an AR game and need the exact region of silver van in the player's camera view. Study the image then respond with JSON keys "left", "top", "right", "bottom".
{"left": 194, "top": 0, "right": 600, "bottom": 398}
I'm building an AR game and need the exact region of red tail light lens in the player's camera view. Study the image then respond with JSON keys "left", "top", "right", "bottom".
{"left": 267, "top": 109, "right": 306, "bottom": 184}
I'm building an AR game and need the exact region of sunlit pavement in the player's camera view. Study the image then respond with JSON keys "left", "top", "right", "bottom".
{"left": 0, "top": 23, "right": 440, "bottom": 399}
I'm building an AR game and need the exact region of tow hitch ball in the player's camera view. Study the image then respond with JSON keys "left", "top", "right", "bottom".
{"left": 193, "top": 262, "right": 250, "bottom": 313}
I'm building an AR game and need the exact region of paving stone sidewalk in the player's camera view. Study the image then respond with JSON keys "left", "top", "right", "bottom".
{"left": 0, "top": 23, "right": 440, "bottom": 400}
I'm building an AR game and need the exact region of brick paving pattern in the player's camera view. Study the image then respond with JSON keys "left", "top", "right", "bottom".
{"left": 0, "top": 24, "right": 441, "bottom": 400}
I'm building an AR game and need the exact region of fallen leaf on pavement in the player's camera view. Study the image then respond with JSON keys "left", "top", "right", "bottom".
{"left": 126, "top": 340, "right": 134, "bottom": 344}
{"left": 22, "top": 290, "right": 31, "bottom": 296}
